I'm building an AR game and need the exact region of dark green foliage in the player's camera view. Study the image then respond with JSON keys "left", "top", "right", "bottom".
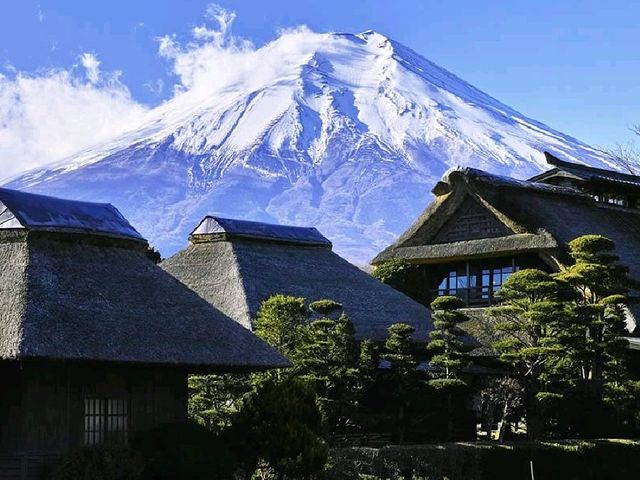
{"left": 428, "top": 295, "right": 469, "bottom": 383}
{"left": 486, "top": 235, "right": 638, "bottom": 438}
{"left": 45, "top": 445, "right": 145, "bottom": 480}
{"left": 132, "top": 421, "right": 235, "bottom": 480}
{"left": 487, "top": 268, "right": 568, "bottom": 438}
{"left": 358, "top": 339, "right": 379, "bottom": 393}
{"left": 328, "top": 440, "right": 640, "bottom": 480}
{"left": 227, "top": 377, "right": 328, "bottom": 479}
{"left": 372, "top": 259, "right": 423, "bottom": 301}
{"left": 382, "top": 323, "right": 420, "bottom": 444}
{"left": 427, "top": 296, "right": 471, "bottom": 441}
{"left": 554, "top": 234, "right": 632, "bottom": 384}
{"left": 309, "top": 299, "right": 344, "bottom": 316}
{"left": 254, "top": 294, "right": 309, "bottom": 364}
{"left": 188, "top": 373, "right": 252, "bottom": 430}
{"left": 252, "top": 294, "right": 377, "bottom": 442}
{"left": 298, "top": 313, "right": 362, "bottom": 438}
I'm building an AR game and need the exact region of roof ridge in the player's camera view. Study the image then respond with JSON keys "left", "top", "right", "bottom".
{"left": 190, "top": 215, "right": 332, "bottom": 247}
{"left": 448, "top": 167, "right": 591, "bottom": 198}
{"left": 0, "top": 187, "right": 144, "bottom": 242}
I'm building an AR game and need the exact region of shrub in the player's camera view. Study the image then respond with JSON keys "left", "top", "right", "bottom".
{"left": 132, "top": 421, "right": 235, "bottom": 480}
{"left": 45, "top": 445, "right": 145, "bottom": 480}
{"left": 329, "top": 440, "right": 640, "bottom": 480}
{"left": 226, "top": 377, "right": 329, "bottom": 479}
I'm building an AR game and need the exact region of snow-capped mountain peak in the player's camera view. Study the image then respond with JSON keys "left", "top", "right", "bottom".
{"left": 5, "top": 30, "right": 616, "bottom": 263}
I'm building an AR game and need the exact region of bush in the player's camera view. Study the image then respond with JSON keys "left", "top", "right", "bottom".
{"left": 328, "top": 440, "right": 640, "bottom": 480}
{"left": 226, "top": 377, "right": 329, "bottom": 479}
{"left": 45, "top": 445, "right": 145, "bottom": 480}
{"left": 132, "top": 421, "right": 235, "bottom": 480}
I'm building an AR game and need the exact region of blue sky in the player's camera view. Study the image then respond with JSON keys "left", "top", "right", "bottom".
{"left": 1, "top": 0, "right": 638, "bottom": 172}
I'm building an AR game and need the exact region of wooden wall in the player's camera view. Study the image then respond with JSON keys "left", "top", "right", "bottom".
{"left": 0, "top": 360, "right": 188, "bottom": 479}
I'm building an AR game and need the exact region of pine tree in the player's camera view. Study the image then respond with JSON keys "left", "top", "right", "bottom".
{"left": 554, "top": 235, "right": 631, "bottom": 383}
{"left": 427, "top": 295, "right": 469, "bottom": 386}
{"left": 382, "top": 323, "right": 419, "bottom": 444}
{"left": 254, "top": 294, "right": 309, "bottom": 369}
{"left": 553, "top": 235, "right": 635, "bottom": 431}
{"left": 487, "top": 268, "right": 567, "bottom": 439}
{"left": 299, "top": 312, "right": 361, "bottom": 438}
{"left": 427, "top": 295, "right": 470, "bottom": 440}
{"left": 187, "top": 373, "right": 252, "bottom": 430}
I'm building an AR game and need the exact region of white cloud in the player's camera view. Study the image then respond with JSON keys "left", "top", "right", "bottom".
{"left": 0, "top": 67, "right": 147, "bottom": 180}
{"left": 0, "top": 3, "right": 322, "bottom": 181}
{"left": 37, "top": 4, "right": 45, "bottom": 23}
{"left": 157, "top": 4, "right": 319, "bottom": 99}
{"left": 79, "top": 52, "right": 101, "bottom": 84}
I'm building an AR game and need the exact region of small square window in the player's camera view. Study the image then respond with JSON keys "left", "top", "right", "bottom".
{"left": 84, "top": 398, "right": 130, "bottom": 446}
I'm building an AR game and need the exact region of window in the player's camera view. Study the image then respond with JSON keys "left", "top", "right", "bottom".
{"left": 436, "top": 259, "right": 519, "bottom": 306}
{"left": 84, "top": 398, "right": 130, "bottom": 445}
{"left": 591, "top": 192, "right": 628, "bottom": 207}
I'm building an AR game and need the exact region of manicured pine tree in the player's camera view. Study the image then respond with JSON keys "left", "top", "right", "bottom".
{"left": 487, "top": 269, "right": 567, "bottom": 439}
{"left": 382, "top": 323, "right": 419, "bottom": 444}
{"left": 427, "top": 295, "right": 470, "bottom": 385}
{"left": 300, "top": 301, "right": 362, "bottom": 438}
{"left": 427, "top": 295, "right": 470, "bottom": 440}
{"left": 554, "top": 235, "right": 631, "bottom": 383}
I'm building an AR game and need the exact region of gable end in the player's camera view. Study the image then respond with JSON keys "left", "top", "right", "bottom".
{"left": 432, "top": 196, "right": 512, "bottom": 243}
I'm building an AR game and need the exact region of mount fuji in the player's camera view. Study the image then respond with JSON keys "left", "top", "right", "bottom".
{"left": 4, "top": 30, "right": 617, "bottom": 264}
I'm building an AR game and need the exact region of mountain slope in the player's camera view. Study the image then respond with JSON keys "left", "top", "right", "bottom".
{"left": 5, "top": 31, "right": 616, "bottom": 264}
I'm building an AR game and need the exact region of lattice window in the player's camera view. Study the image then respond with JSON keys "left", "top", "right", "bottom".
{"left": 434, "top": 198, "right": 508, "bottom": 243}
{"left": 84, "top": 398, "right": 130, "bottom": 445}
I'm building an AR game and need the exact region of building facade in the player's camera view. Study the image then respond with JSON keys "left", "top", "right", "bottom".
{"left": 0, "top": 189, "right": 287, "bottom": 479}
{"left": 372, "top": 152, "right": 640, "bottom": 327}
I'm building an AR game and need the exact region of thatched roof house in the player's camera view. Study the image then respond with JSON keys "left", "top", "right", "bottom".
{"left": 0, "top": 188, "right": 287, "bottom": 369}
{"left": 161, "top": 216, "right": 431, "bottom": 341}
{"left": 0, "top": 188, "right": 287, "bottom": 478}
{"left": 372, "top": 155, "right": 640, "bottom": 328}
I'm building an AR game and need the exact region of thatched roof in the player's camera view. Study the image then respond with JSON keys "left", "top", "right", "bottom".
{"left": 373, "top": 166, "right": 640, "bottom": 264}
{"left": 191, "top": 216, "right": 332, "bottom": 247}
{"left": 529, "top": 151, "right": 640, "bottom": 189}
{"left": 371, "top": 164, "right": 640, "bottom": 326}
{"left": 0, "top": 189, "right": 288, "bottom": 370}
{"left": 161, "top": 217, "right": 431, "bottom": 341}
{"left": 0, "top": 187, "right": 143, "bottom": 240}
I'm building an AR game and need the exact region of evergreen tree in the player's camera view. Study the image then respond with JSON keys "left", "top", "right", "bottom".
{"left": 552, "top": 235, "right": 635, "bottom": 432}
{"left": 554, "top": 235, "right": 631, "bottom": 383}
{"left": 372, "top": 259, "right": 423, "bottom": 302}
{"left": 382, "top": 323, "right": 419, "bottom": 444}
{"left": 299, "top": 311, "right": 362, "bottom": 438}
{"left": 487, "top": 269, "right": 567, "bottom": 439}
{"left": 188, "top": 373, "right": 252, "bottom": 431}
{"left": 427, "top": 295, "right": 469, "bottom": 386}
{"left": 427, "top": 295, "right": 470, "bottom": 440}
{"left": 227, "top": 377, "right": 328, "bottom": 479}
{"left": 254, "top": 294, "right": 309, "bottom": 369}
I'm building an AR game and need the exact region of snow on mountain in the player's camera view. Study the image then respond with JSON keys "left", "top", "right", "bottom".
{"left": 4, "top": 30, "right": 616, "bottom": 264}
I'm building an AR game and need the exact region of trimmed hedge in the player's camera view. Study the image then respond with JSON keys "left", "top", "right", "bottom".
{"left": 328, "top": 439, "right": 640, "bottom": 480}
